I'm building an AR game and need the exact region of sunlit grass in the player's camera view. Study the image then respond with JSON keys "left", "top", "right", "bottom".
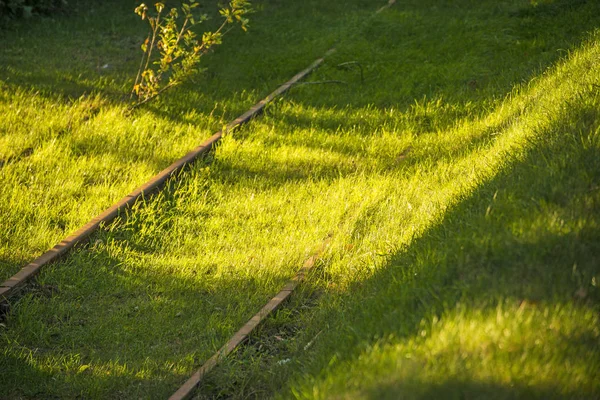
{"left": 307, "top": 303, "right": 599, "bottom": 400}
{"left": 1, "top": 0, "right": 599, "bottom": 398}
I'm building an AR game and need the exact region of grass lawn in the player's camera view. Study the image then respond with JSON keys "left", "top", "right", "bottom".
{"left": 1, "top": 0, "right": 599, "bottom": 398}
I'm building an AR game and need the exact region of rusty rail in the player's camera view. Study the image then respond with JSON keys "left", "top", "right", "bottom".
{"left": 377, "top": 0, "right": 396, "bottom": 14}
{"left": 169, "top": 239, "right": 330, "bottom": 400}
{"left": 0, "top": 49, "right": 336, "bottom": 303}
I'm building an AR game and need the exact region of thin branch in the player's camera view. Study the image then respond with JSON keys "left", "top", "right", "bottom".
{"left": 337, "top": 61, "right": 364, "bottom": 83}
{"left": 130, "top": 33, "right": 151, "bottom": 100}
{"left": 176, "top": 17, "right": 189, "bottom": 44}
{"left": 130, "top": 81, "right": 177, "bottom": 109}
{"left": 130, "top": 1, "right": 251, "bottom": 108}
{"left": 293, "top": 80, "right": 348, "bottom": 87}
{"left": 144, "top": 11, "right": 162, "bottom": 74}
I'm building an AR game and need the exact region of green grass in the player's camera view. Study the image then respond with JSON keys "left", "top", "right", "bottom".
{"left": 0, "top": 0, "right": 365, "bottom": 280}
{"left": 1, "top": 0, "right": 600, "bottom": 398}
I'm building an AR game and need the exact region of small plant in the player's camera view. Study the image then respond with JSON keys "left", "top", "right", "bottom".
{"left": 131, "top": 0, "right": 251, "bottom": 108}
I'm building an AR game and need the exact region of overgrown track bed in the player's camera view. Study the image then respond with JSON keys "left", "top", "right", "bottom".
{"left": 2, "top": 0, "right": 600, "bottom": 399}
{"left": 170, "top": 238, "right": 330, "bottom": 400}
{"left": 0, "top": 0, "right": 367, "bottom": 283}
{"left": 0, "top": 49, "right": 334, "bottom": 304}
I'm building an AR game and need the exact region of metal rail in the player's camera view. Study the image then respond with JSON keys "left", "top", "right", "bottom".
{"left": 169, "top": 239, "right": 330, "bottom": 400}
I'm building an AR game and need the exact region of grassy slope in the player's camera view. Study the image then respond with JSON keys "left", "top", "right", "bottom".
{"left": 1, "top": 0, "right": 599, "bottom": 399}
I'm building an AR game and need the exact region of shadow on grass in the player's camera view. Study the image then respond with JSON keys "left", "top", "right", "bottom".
{"left": 1, "top": 0, "right": 599, "bottom": 123}
{"left": 1, "top": 1, "right": 600, "bottom": 398}
{"left": 0, "top": 354, "right": 56, "bottom": 399}
{"left": 0, "top": 234, "right": 286, "bottom": 398}
{"left": 362, "top": 378, "right": 589, "bottom": 400}
{"left": 280, "top": 0, "right": 600, "bottom": 110}
{"left": 275, "top": 85, "right": 600, "bottom": 398}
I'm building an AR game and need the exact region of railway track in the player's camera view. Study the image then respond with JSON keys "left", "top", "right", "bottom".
{"left": 170, "top": 238, "right": 331, "bottom": 400}
{"left": 0, "top": 48, "right": 335, "bottom": 400}
{"left": 1, "top": 1, "right": 397, "bottom": 398}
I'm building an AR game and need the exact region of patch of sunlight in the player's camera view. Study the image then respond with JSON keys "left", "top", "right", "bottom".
{"left": 324, "top": 301, "right": 599, "bottom": 399}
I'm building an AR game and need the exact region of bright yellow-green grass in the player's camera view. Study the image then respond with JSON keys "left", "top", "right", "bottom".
{"left": 1, "top": 0, "right": 599, "bottom": 399}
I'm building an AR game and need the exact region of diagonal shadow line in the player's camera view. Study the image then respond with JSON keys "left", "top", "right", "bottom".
{"left": 280, "top": 93, "right": 600, "bottom": 399}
